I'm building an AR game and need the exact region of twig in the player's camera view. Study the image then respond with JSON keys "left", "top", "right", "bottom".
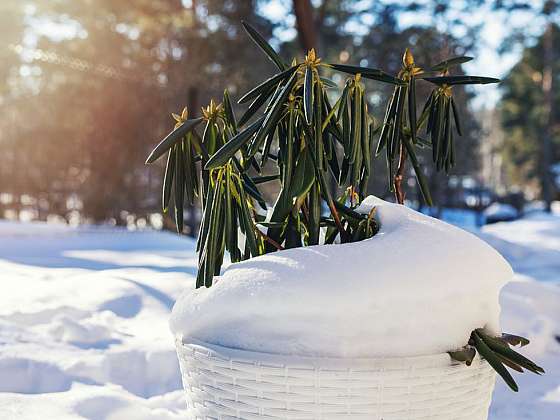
{"left": 394, "top": 141, "right": 407, "bottom": 204}
{"left": 255, "top": 228, "right": 285, "bottom": 251}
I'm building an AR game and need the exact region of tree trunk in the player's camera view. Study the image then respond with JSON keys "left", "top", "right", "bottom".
{"left": 293, "top": 0, "right": 317, "bottom": 52}
{"left": 541, "top": 22, "right": 554, "bottom": 212}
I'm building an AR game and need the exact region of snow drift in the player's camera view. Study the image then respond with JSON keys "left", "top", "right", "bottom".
{"left": 170, "top": 196, "right": 513, "bottom": 357}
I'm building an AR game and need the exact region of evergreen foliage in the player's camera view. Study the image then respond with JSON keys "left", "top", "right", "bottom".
{"left": 147, "top": 22, "right": 499, "bottom": 287}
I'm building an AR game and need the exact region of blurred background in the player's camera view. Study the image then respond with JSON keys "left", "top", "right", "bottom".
{"left": 1, "top": 0, "right": 559, "bottom": 234}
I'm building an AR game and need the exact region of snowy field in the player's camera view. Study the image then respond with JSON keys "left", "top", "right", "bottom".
{"left": 0, "top": 212, "right": 559, "bottom": 419}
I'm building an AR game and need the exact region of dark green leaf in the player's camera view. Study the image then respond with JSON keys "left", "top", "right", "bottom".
{"left": 241, "top": 172, "right": 267, "bottom": 210}
{"left": 421, "top": 75, "right": 500, "bottom": 85}
{"left": 376, "top": 87, "right": 398, "bottom": 156}
{"left": 202, "top": 120, "right": 218, "bottom": 155}
{"left": 337, "top": 81, "right": 350, "bottom": 121}
{"left": 430, "top": 56, "right": 473, "bottom": 71}
{"left": 257, "top": 221, "right": 284, "bottom": 228}
{"left": 252, "top": 174, "right": 280, "bottom": 184}
{"left": 408, "top": 76, "right": 417, "bottom": 144}
{"left": 222, "top": 89, "right": 237, "bottom": 133}
{"left": 417, "top": 91, "right": 433, "bottom": 131}
{"left": 238, "top": 65, "right": 298, "bottom": 104}
{"left": 162, "top": 148, "right": 175, "bottom": 212}
{"left": 304, "top": 65, "right": 314, "bottom": 125}
{"left": 146, "top": 118, "right": 203, "bottom": 164}
{"left": 451, "top": 97, "right": 463, "bottom": 136}
{"left": 401, "top": 134, "right": 433, "bottom": 206}
{"left": 308, "top": 183, "right": 321, "bottom": 245}
{"left": 224, "top": 170, "right": 235, "bottom": 258}
{"left": 289, "top": 149, "right": 315, "bottom": 200}
{"left": 472, "top": 331, "right": 519, "bottom": 392}
{"left": 196, "top": 183, "right": 214, "bottom": 253}
{"left": 174, "top": 143, "right": 185, "bottom": 233}
{"left": 350, "top": 85, "right": 362, "bottom": 164}
{"left": 238, "top": 180, "right": 259, "bottom": 257}
{"left": 478, "top": 330, "right": 544, "bottom": 374}
{"left": 238, "top": 86, "right": 275, "bottom": 127}
{"left": 205, "top": 116, "right": 264, "bottom": 170}
{"left": 497, "top": 354, "right": 525, "bottom": 373}
{"left": 330, "top": 64, "right": 405, "bottom": 85}
{"left": 390, "top": 85, "right": 405, "bottom": 159}
{"left": 242, "top": 21, "right": 285, "bottom": 71}
{"left": 249, "top": 70, "right": 298, "bottom": 156}
{"left": 442, "top": 99, "right": 452, "bottom": 171}
{"left": 183, "top": 136, "right": 195, "bottom": 205}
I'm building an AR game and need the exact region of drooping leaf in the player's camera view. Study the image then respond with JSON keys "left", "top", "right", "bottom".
{"left": 442, "top": 99, "right": 452, "bottom": 172}
{"left": 478, "top": 330, "right": 544, "bottom": 375}
{"left": 222, "top": 89, "right": 237, "bottom": 133}
{"left": 238, "top": 181, "right": 259, "bottom": 257}
{"left": 350, "top": 84, "right": 362, "bottom": 164}
{"left": 337, "top": 81, "right": 350, "bottom": 121}
{"left": 162, "top": 148, "right": 176, "bottom": 213}
{"left": 289, "top": 149, "right": 315, "bottom": 200}
{"left": 183, "top": 136, "right": 196, "bottom": 205}
{"left": 174, "top": 143, "right": 185, "bottom": 234}
{"left": 496, "top": 354, "right": 525, "bottom": 373}
{"left": 408, "top": 76, "right": 417, "bottom": 144}
{"left": 390, "top": 85, "right": 406, "bottom": 159}
{"left": 417, "top": 91, "right": 433, "bottom": 131}
{"left": 249, "top": 70, "right": 298, "bottom": 156}
{"left": 304, "top": 65, "right": 314, "bottom": 125}
{"left": 451, "top": 97, "right": 463, "bottom": 136}
{"left": 241, "top": 172, "right": 267, "bottom": 210}
{"left": 472, "top": 331, "right": 519, "bottom": 392}
{"left": 401, "top": 134, "right": 433, "bottom": 206}
{"left": 308, "top": 183, "right": 321, "bottom": 245}
{"left": 376, "top": 87, "right": 398, "bottom": 156}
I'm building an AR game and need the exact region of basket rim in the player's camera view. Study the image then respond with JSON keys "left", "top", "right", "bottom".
{"left": 176, "top": 337, "right": 476, "bottom": 369}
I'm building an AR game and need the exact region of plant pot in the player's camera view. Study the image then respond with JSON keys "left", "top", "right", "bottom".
{"left": 175, "top": 338, "right": 496, "bottom": 420}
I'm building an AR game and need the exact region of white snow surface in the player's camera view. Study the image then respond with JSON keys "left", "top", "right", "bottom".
{"left": 171, "top": 197, "right": 513, "bottom": 357}
{"left": 484, "top": 202, "right": 518, "bottom": 219}
{"left": 0, "top": 206, "right": 559, "bottom": 419}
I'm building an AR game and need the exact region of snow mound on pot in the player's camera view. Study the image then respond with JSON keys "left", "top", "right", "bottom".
{"left": 170, "top": 196, "right": 513, "bottom": 357}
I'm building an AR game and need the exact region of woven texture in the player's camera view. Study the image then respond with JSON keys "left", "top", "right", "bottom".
{"left": 176, "top": 339, "right": 495, "bottom": 420}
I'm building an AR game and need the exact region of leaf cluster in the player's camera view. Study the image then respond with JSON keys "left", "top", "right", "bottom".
{"left": 449, "top": 329, "right": 544, "bottom": 392}
{"left": 146, "top": 22, "right": 500, "bottom": 288}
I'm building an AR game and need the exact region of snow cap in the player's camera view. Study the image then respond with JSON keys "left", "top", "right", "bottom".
{"left": 171, "top": 196, "right": 513, "bottom": 357}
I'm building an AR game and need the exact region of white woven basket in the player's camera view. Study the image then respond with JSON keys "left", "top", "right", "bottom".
{"left": 175, "top": 339, "right": 495, "bottom": 420}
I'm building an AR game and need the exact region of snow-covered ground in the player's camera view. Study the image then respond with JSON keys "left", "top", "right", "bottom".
{"left": 0, "top": 212, "right": 559, "bottom": 419}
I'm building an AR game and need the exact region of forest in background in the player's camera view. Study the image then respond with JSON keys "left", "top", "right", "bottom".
{"left": 0, "top": 0, "right": 558, "bottom": 233}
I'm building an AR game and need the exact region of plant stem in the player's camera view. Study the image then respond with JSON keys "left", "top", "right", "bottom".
{"left": 394, "top": 141, "right": 407, "bottom": 204}
{"left": 255, "top": 228, "right": 285, "bottom": 251}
